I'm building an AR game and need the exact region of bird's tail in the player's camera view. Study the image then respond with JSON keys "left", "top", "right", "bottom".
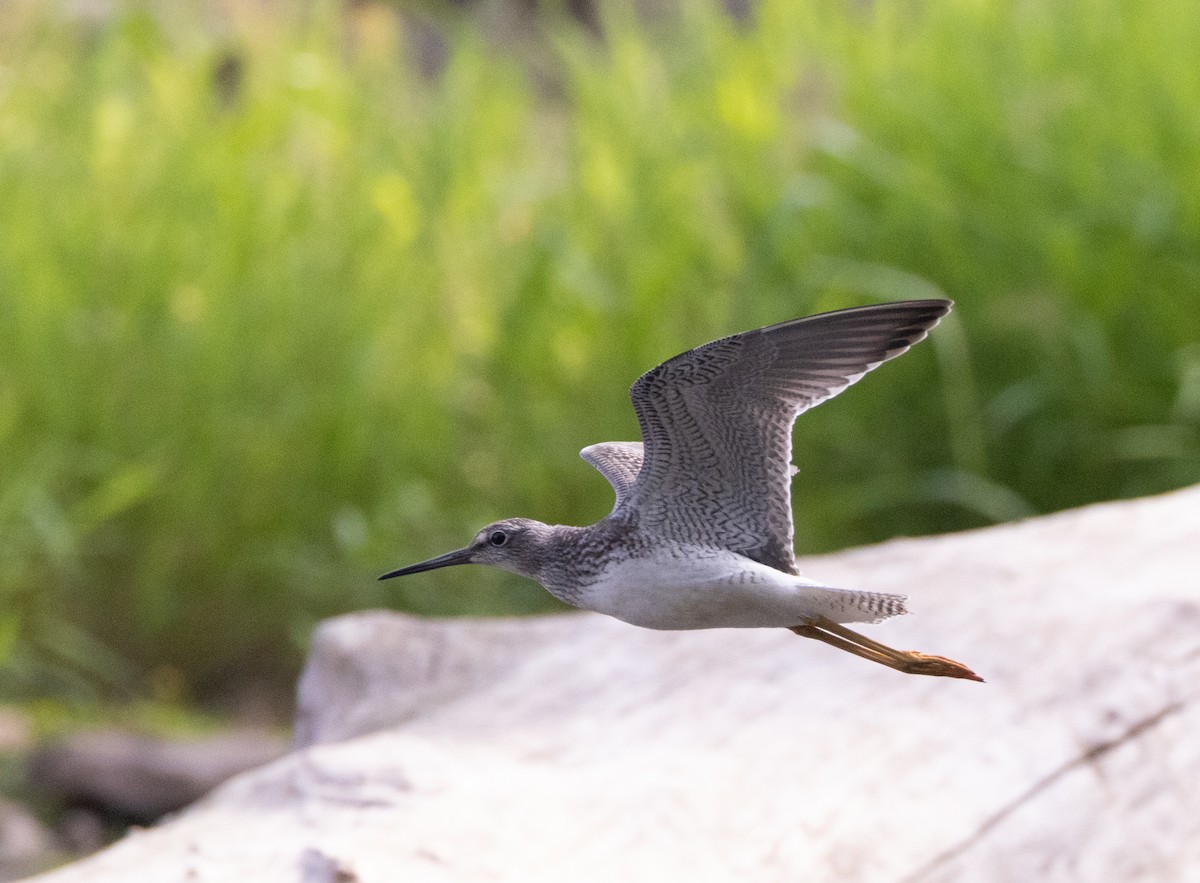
{"left": 805, "top": 586, "right": 908, "bottom": 624}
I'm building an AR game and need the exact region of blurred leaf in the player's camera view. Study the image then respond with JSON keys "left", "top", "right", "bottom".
{"left": 0, "top": 615, "right": 18, "bottom": 665}
{"left": 70, "top": 463, "right": 162, "bottom": 536}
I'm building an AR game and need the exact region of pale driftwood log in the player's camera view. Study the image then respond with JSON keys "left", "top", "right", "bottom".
{"left": 28, "top": 486, "right": 1200, "bottom": 883}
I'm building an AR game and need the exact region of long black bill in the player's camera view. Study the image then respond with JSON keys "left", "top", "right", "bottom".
{"left": 378, "top": 547, "right": 473, "bottom": 581}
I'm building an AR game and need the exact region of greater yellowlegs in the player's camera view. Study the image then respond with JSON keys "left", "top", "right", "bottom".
{"left": 381, "top": 300, "right": 981, "bottom": 681}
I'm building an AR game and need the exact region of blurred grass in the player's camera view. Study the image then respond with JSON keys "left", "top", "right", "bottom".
{"left": 0, "top": 0, "right": 1197, "bottom": 701}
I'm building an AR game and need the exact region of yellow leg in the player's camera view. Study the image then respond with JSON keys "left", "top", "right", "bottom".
{"left": 790, "top": 616, "right": 983, "bottom": 682}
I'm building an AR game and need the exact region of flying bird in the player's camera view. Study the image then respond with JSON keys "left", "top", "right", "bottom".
{"left": 381, "top": 300, "right": 982, "bottom": 682}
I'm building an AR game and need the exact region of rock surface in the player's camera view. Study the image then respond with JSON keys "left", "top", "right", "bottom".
{"left": 27, "top": 486, "right": 1200, "bottom": 882}
{"left": 0, "top": 797, "right": 55, "bottom": 881}
{"left": 31, "top": 730, "right": 288, "bottom": 822}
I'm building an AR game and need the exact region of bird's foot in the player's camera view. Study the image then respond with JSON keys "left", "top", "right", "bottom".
{"left": 893, "top": 650, "right": 984, "bottom": 682}
{"left": 790, "top": 617, "right": 984, "bottom": 682}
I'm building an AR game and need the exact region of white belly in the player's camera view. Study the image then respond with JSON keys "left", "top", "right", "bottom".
{"left": 575, "top": 546, "right": 899, "bottom": 630}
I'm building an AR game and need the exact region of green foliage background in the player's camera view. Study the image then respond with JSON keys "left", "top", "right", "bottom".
{"left": 1, "top": 0, "right": 1198, "bottom": 700}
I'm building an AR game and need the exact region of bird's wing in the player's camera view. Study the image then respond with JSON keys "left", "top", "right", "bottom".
{"left": 580, "top": 442, "right": 645, "bottom": 512}
{"left": 622, "top": 300, "right": 952, "bottom": 574}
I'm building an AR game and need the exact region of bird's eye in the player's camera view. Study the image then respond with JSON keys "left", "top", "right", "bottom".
{"left": 488, "top": 530, "right": 508, "bottom": 547}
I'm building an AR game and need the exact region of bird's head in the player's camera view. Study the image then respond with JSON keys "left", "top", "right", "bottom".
{"left": 378, "top": 517, "right": 552, "bottom": 583}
